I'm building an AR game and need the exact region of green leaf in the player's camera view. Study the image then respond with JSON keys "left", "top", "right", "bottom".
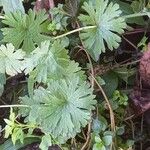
{"left": 0, "top": 0, "right": 25, "bottom": 14}
{"left": 92, "top": 118, "right": 101, "bottom": 134}
{"left": 113, "top": 0, "right": 145, "bottom": 25}
{"left": 0, "top": 43, "right": 25, "bottom": 76}
{"left": 19, "top": 76, "right": 96, "bottom": 143}
{"left": 131, "top": 0, "right": 144, "bottom": 13}
{"left": 4, "top": 125, "right": 13, "bottom": 138}
{"left": 102, "top": 135, "right": 112, "bottom": 146}
{"left": 114, "top": 67, "right": 136, "bottom": 83}
{"left": 92, "top": 116, "right": 108, "bottom": 134}
{"left": 12, "top": 128, "right": 24, "bottom": 145}
{"left": 102, "top": 72, "right": 118, "bottom": 97}
{"left": 0, "top": 138, "right": 40, "bottom": 150}
{"left": 2, "top": 10, "right": 49, "bottom": 53}
{"left": 79, "top": 0, "right": 127, "bottom": 61}
{"left": 39, "top": 134, "right": 52, "bottom": 150}
{"left": 48, "top": 4, "right": 69, "bottom": 32}
{"left": 96, "top": 76, "right": 105, "bottom": 85}
{"left": 23, "top": 39, "right": 70, "bottom": 83}
{"left": 116, "top": 126, "right": 125, "bottom": 135}
{"left": 93, "top": 136, "right": 106, "bottom": 150}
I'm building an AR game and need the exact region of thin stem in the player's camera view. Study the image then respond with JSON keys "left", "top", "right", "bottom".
{"left": 123, "top": 12, "right": 149, "bottom": 19}
{"left": 81, "top": 121, "right": 92, "bottom": 150}
{"left": 0, "top": 105, "right": 30, "bottom": 108}
{"left": 90, "top": 74, "right": 116, "bottom": 132}
{"left": 122, "top": 35, "right": 138, "bottom": 50}
{"left": 53, "top": 26, "right": 96, "bottom": 40}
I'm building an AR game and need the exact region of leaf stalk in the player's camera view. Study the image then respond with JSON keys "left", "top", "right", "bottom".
{"left": 53, "top": 26, "right": 96, "bottom": 40}
{"left": 0, "top": 105, "right": 30, "bottom": 108}
{"left": 123, "top": 12, "right": 149, "bottom": 19}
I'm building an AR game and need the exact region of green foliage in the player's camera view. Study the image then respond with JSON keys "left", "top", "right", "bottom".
{"left": 4, "top": 108, "right": 24, "bottom": 145}
{"left": 2, "top": 10, "right": 49, "bottom": 53}
{"left": 93, "top": 132, "right": 113, "bottom": 150}
{"left": 114, "top": 67, "right": 136, "bottom": 83}
{"left": 112, "top": 90, "right": 128, "bottom": 107}
{"left": 4, "top": 108, "right": 38, "bottom": 146}
{"left": 19, "top": 76, "right": 96, "bottom": 143}
{"left": 0, "top": 0, "right": 150, "bottom": 149}
{"left": 0, "top": 0, "right": 25, "bottom": 14}
{"left": 23, "top": 38, "right": 70, "bottom": 83}
{"left": 0, "top": 138, "right": 40, "bottom": 150}
{"left": 39, "top": 135, "right": 52, "bottom": 150}
{"left": 79, "top": 0, "right": 127, "bottom": 61}
{"left": 0, "top": 43, "right": 25, "bottom": 76}
{"left": 48, "top": 4, "right": 69, "bottom": 32}
{"left": 101, "top": 72, "right": 118, "bottom": 97}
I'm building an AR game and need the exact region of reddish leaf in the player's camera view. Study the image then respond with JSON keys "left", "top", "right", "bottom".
{"left": 34, "top": 0, "right": 54, "bottom": 12}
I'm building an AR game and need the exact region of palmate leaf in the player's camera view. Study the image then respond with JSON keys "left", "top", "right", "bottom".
{"left": 19, "top": 76, "right": 96, "bottom": 143}
{"left": 23, "top": 38, "right": 70, "bottom": 83}
{"left": 0, "top": 43, "right": 25, "bottom": 76}
{"left": 2, "top": 10, "right": 49, "bottom": 53}
{"left": 79, "top": 0, "right": 127, "bottom": 61}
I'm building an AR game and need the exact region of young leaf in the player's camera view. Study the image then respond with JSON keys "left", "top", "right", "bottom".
{"left": 0, "top": 43, "right": 25, "bottom": 76}
{"left": 12, "top": 128, "right": 24, "bottom": 145}
{"left": 2, "top": 10, "right": 49, "bottom": 53}
{"left": 39, "top": 134, "right": 52, "bottom": 150}
{"left": 19, "top": 76, "right": 96, "bottom": 142}
{"left": 79, "top": 0, "right": 127, "bottom": 61}
{"left": 48, "top": 4, "right": 69, "bottom": 32}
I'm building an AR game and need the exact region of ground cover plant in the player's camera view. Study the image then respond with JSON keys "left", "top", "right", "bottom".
{"left": 0, "top": 0, "right": 150, "bottom": 149}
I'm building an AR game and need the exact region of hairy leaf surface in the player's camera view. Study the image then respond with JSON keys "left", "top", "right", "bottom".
{"left": 79, "top": 0, "right": 127, "bottom": 61}
{"left": 19, "top": 76, "right": 96, "bottom": 142}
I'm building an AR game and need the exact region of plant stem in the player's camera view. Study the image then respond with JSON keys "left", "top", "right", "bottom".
{"left": 53, "top": 26, "right": 96, "bottom": 40}
{"left": 123, "top": 12, "right": 149, "bottom": 19}
{"left": 0, "top": 105, "right": 30, "bottom": 108}
{"left": 90, "top": 74, "right": 116, "bottom": 132}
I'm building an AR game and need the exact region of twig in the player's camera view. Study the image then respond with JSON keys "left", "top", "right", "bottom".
{"left": 81, "top": 121, "right": 92, "bottom": 150}
{"left": 122, "top": 35, "right": 138, "bottom": 50}
{"left": 90, "top": 74, "right": 116, "bottom": 132}
{"left": 124, "top": 114, "right": 135, "bottom": 121}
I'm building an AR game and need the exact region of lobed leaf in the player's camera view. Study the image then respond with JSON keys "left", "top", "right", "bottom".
{"left": 23, "top": 38, "right": 70, "bottom": 83}
{"left": 0, "top": 43, "right": 25, "bottom": 76}
{"left": 2, "top": 10, "right": 49, "bottom": 53}
{"left": 19, "top": 76, "right": 96, "bottom": 142}
{"left": 79, "top": 0, "right": 127, "bottom": 61}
